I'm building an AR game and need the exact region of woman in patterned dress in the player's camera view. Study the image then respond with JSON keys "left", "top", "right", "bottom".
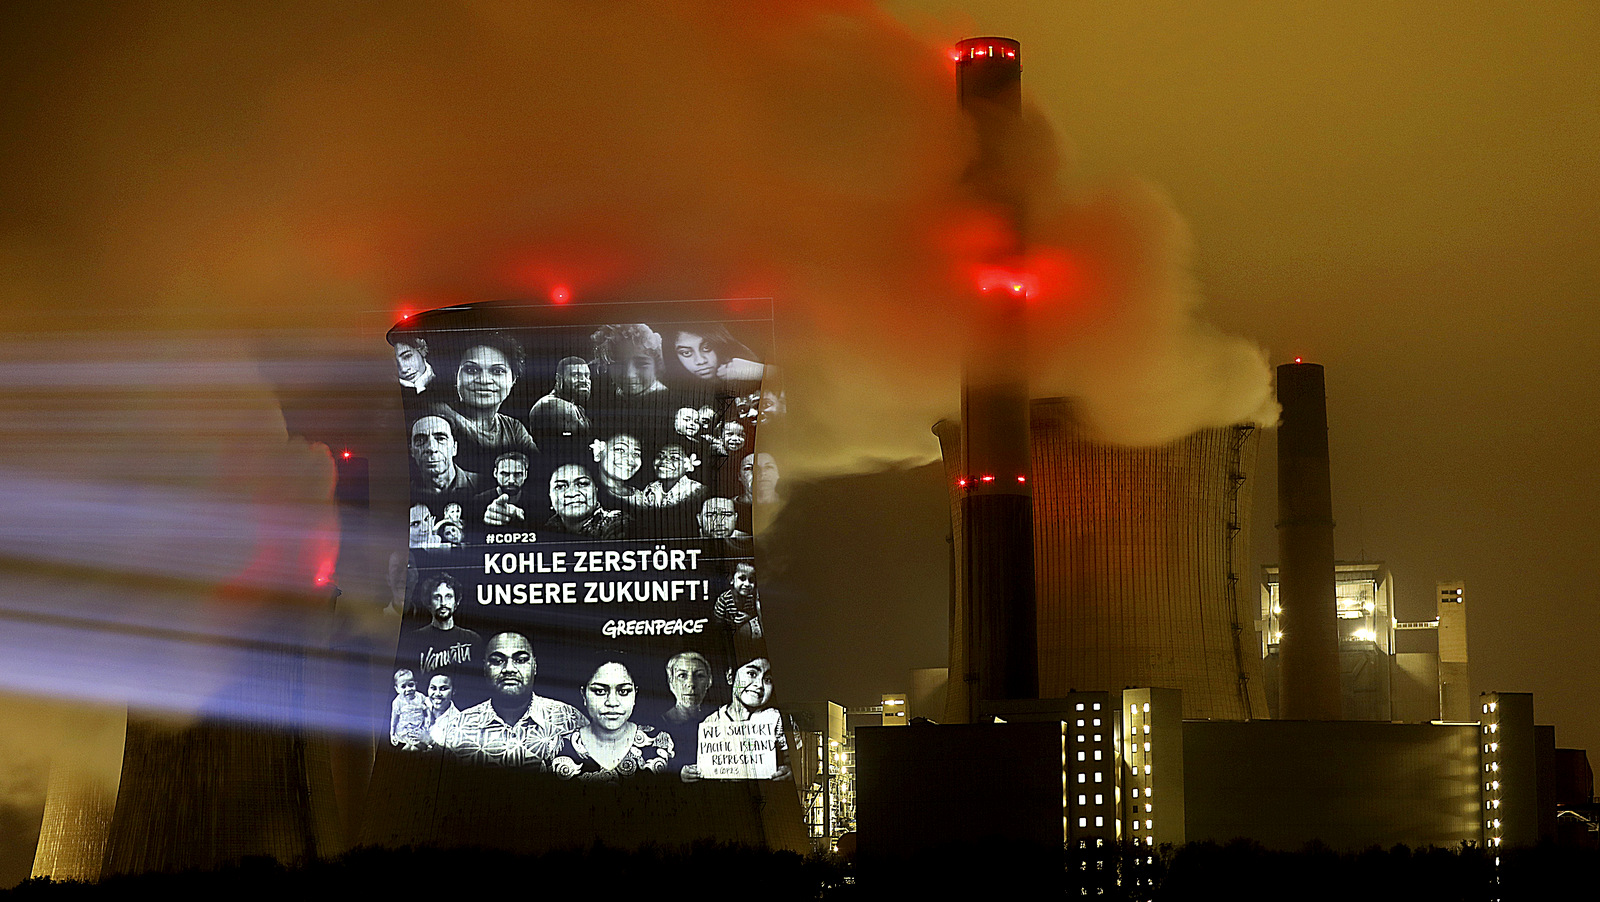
{"left": 551, "top": 659, "right": 674, "bottom": 782}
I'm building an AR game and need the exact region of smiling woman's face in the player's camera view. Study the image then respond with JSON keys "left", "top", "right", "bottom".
{"left": 456, "top": 345, "right": 514, "bottom": 410}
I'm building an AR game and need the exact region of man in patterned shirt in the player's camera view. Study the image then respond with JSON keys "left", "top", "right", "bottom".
{"left": 442, "top": 630, "right": 586, "bottom": 769}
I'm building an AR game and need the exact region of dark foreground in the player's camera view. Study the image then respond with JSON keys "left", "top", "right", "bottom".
{"left": 6, "top": 840, "right": 1597, "bottom": 900}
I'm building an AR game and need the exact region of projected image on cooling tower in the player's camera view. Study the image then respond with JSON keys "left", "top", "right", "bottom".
{"left": 388, "top": 299, "right": 787, "bottom": 783}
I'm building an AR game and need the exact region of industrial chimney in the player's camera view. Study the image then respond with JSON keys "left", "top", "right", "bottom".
{"left": 954, "top": 37, "right": 1038, "bottom": 718}
{"left": 1275, "top": 361, "right": 1341, "bottom": 720}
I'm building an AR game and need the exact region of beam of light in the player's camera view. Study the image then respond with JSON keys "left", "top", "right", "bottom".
{"left": 0, "top": 331, "right": 399, "bottom": 738}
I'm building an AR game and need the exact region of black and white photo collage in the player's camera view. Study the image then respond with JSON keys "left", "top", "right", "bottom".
{"left": 386, "top": 301, "right": 789, "bottom": 783}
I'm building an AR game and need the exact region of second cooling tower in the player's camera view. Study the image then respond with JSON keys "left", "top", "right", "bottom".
{"left": 937, "top": 399, "right": 1269, "bottom": 721}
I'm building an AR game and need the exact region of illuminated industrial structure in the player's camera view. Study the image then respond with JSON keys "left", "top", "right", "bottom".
{"left": 1260, "top": 569, "right": 1473, "bottom": 724}
{"left": 936, "top": 400, "right": 1268, "bottom": 721}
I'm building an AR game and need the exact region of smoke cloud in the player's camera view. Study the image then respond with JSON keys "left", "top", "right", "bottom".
{"left": 0, "top": 4, "right": 1273, "bottom": 865}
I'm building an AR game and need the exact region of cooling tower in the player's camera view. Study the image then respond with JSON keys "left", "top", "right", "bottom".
{"left": 937, "top": 398, "right": 1269, "bottom": 722}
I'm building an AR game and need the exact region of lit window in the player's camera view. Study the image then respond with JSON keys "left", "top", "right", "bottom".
{"left": 1094, "top": 734, "right": 1102, "bottom": 742}
{"left": 1095, "top": 816, "right": 1104, "bottom": 827}
{"left": 1093, "top": 718, "right": 1101, "bottom": 726}
{"left": 1076, "top": 703, "right": 1085, "bottom": 711}
{"left": 1145, "top": 803, "right": 1152, "bottom": 812}
{"left": 1077, "top": 773, "right": 1086, "bottom": 784}
{"left": 1093, "top": 703, "right": 1101, "bottom": 710}
{"left": 1095, "top": 794, "right": 1103, "bottom": 805}
{"left": 1130, "top": 705, "right": 1138, "bottom": 715}
{"left": 1132, "top": 788, "right": 1140, "bottom": 798}
{"left": 1143, "top": 742, "right": 1151, "bottom": 752}
{"left": 1077, "top": 752, "right": 1085, "bottom": 762}
{"left": 1094, "top": 772, "right": 1103, "bottom": 783}
{"left": 1143, "top": 765, "right": 1151, "bottom": 774}
{"left": 1078, "top": 818, "right": 1087, "bottom": 828}
{"left": 1094, "top": 750, "right": 1102, "bottom": 760}
{"left": 1143, "top": 703, "right": 1150, "bottom": 713}
{"left": 1076, "top": 719, "right": 1085, "bottom": 727}
{"left": 1078, "top": 795, "right": 1087, "bottom": 805}
{"left": 1145, "top": 787, "right": 1152, "bottom": 797}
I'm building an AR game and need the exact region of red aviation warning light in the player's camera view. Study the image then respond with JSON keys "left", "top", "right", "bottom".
{"left": 956, "top": 38, "right": 1020, "bottom": 62}
{"left": 975, "top": 266, "right": 1038, "bottom": 300}
{"left": 550, "top": 285, "right": 572, "bottom": 304}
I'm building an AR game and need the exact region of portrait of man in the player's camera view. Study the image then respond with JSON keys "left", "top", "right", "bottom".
{"left": 527, "top": 356, "right": 592, "bottom": 444}
{"left": 393, "top": 336, "right": 435, "bottom": 393}
{"left": 397, "top": 573, "right": 484, "bottom": 700}
{"left": 697, "top": 497, "right": 748, "bottom": 540}
{"left": 410, "top": 415, "right": 482, "bottom": 507}
{"left": 442, "top": 631, "right": 587, "bottom": 769}
{"left": 591, "top": 323, "right": 667, "bottom": 402}
{"left": 698, "top": 496, "right": 752, "bottom": 556}
{"left": 544, "top": 463, "right": 629, "bottom": 539}
{"left": 476, "top": 451, "right": 532, "bottom": 530}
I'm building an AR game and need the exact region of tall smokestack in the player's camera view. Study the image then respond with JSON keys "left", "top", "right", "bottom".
{"left": 1275, "top": 361, "right": 1341, "bottom": 719}
{"left": 956, "top": 37, "right": 1037, "bottom": 717}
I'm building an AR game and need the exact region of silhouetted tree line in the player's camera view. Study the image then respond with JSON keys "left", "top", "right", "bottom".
{"left": 7, "top": 840, "right": 1597, "bottom": 900}
{"left": 4, "top": 844, "right": 851, "bottom": 901}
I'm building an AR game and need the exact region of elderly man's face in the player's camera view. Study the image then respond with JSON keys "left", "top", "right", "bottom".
{"left": 730, "top": 658, "right": 773, "bottom": 711}
{"left": 558, "top": 362, "right": 591, "bottom": 404}
{"left": 427, "top": 675, "right": 454, "bottom": 711}
{"left": 549, "top": 465, "right": 599, "bottom": 521}
{"left": 410, "top": 416, "right": 456, "bottom": 476}
{"left": 667, "top": 656, "right": 711, "bottom": 708}
{"left": 485, "top": 633, "right": 535, "bottom": 701}
{"left": 395, "top": 342, "right": 426, "bottom": 381}
{"left": 698, "top": 498, "right": 738, "bottom": 538}
{"left": 598, "top": 435, "right": 642, "bottom": 482}
{"left": 612, "top": 348, "right": 657, "bottom": 397}
{"left": 493, "top": 458, "right": 528, "bottom": 492}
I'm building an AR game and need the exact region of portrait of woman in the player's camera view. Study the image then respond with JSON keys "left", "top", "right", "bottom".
{"left": 427, "top": 333, "right": 538, "bottom": 472}
{"left": 551, "top": 659, "right": 674, "bottom": 782}
{"left": 663, "top": 324, "right": 765, "bottom": 389}
{"left": 591, "top": 431, "right": 645, "bottom": 504}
